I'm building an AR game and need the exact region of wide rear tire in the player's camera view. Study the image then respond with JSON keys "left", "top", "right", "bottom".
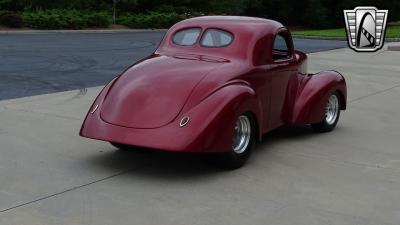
{"left": 219, "top": 112, "right": 256, "bottom": 169}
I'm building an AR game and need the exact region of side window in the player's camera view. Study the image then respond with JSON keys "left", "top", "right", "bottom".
{"left": 272, "top": 33, "right": 292, "bottom": 61}
{"left": 273, "top": 35, "right": 288, "bottom": 51}
{"left": 172, "top": 28, "right": 201, "bottom": 46}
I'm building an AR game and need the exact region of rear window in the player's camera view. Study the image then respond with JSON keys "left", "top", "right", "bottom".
{"left": 200, "top": 29, "right": 233, "bottom": 48}
{"left": 172, "top": 28, "right": 201, "bottom": 46}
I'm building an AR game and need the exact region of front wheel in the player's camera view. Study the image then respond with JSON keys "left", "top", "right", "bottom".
{"left": 219, "top": 112, "right": 256, "bottom": 169}
{"left": 312, "top": 92, "right": 341, "bottom": 132}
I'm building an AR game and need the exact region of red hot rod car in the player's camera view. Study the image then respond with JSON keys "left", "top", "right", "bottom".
{"left": 80, "top": 16, "right": 347, "bottom": 168}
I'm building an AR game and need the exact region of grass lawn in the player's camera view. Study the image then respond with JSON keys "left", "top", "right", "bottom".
{"left": 292, "top": 25, "right": 400, "bottom": 39}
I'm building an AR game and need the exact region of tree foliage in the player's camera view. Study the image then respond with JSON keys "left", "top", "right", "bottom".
{"left": 0, "top": 0, "right": 399, "bottom": 28}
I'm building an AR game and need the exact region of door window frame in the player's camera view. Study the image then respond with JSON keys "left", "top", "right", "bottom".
{"left": 272, "top": 30, "right": 294, "bottom": 62}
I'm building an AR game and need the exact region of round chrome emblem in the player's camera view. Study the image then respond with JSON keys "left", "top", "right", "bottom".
{"left": 179, "top": 116, "right": 190, "bottom": 127}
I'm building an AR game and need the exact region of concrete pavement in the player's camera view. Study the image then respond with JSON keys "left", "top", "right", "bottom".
{"left": 0, "top": 45, "right": 400, "bottom": 225}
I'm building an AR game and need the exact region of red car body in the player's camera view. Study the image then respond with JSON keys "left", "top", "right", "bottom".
{"left": 80, "top": 16, "right": 347, "bottom": 153}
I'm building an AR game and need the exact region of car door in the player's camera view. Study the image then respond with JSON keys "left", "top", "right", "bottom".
{"left": 268, "top": 31, "right": 298, "bottom": 128}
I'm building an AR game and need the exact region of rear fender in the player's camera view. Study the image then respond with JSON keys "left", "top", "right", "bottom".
{"left": 183, "top": 83, "right": 263, "bottom": 152}
{"left": 291, "top": 70, "right": 347, "bottom": 124}
{"left": 80, "top": 79, "right": 262, "bottom": 152}
{"left": 79, "top": 77, "right": 118, "bottom": 136}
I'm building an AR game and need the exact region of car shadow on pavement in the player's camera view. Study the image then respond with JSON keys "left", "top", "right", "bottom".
{"left": 86, "top": 147, "right": 226, "bottom": 181}
{"left": 85, "top": 125, "right": 322, "bottom": 180}
{"left": 250, "top": 125, "right": 317, "bottom": 156}
{"left": 261, "top": 125, "right": 316, "bottom": 144}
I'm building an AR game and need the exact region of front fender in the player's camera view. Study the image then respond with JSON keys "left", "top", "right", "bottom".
{"left": 291, "top": 70, "right": 347, "bottom": 124}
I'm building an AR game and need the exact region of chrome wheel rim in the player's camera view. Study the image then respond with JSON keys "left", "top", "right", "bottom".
{"left": 232, "top": 115, "right": 251, "bottom": 154}
{"left": 325, "top": 94, "right": 339, "bottom": 125}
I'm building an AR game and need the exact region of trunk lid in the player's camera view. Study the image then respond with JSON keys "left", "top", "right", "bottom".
{"left": 100, "top": 54, "right": 221, "bottom": 128}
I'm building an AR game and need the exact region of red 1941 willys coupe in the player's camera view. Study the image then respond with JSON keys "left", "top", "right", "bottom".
{"left": 80, "top": 16, "right": 347, "bottom": 169}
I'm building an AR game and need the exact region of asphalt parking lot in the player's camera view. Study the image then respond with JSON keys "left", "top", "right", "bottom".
{"left": 1, "top": 32, "right": 400, "bottom": 225}
{"left": 0, "top": 31, "right": 346, "bottom": 100}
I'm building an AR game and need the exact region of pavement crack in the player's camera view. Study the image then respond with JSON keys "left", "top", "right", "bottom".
{"left": 0, "top": 166, "right": 142, "bottom": 214}
{"left": 274, "top": 150, "right": 400, "bottom": 172}
{"left": 348, "top": 82, "right": 400, "bottom": 104}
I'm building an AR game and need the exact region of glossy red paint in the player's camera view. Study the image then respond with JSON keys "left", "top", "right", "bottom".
{"left": 80, "top": 16, "right": 347, "bottom": 152}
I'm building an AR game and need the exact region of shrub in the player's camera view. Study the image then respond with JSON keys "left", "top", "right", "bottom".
{"left": 22, "top": 10, "right": 111, "bottom": 29}
{"left": 391, "top": 21, "right": 400, "bottom": 26}
{"left": 0, "top": 12, "right": 24, "bottom": 28}
{"left": 0, "top": 10, "right": 12, "bottom": 17}
{"left": 86, "top": 12, "right": 111, "bottom": 27}
{"left": 154, "top": 5, "right": 192, "bottom": 14}
{"left": 118, "top": 12, "right": 186, "bottom": 29}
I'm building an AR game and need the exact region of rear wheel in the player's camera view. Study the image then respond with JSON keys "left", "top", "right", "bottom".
{"left": 312, "top": 92, "right": 341, "bottom": 132}
{"left": 219, "top": 112, "right": 256, "bottom": 169}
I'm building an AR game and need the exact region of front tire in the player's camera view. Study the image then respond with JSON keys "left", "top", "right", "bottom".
{"left": 219, "top": 112, "right": 256, "bottom": 169}
{"left": 312, "top": 92, "right": 341, "bottom": 132}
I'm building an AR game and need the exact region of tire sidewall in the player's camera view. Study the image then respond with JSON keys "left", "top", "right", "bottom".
{"left": 312, "top": 91, "right": 341, "bottom": 132}
{"left": 323, "top": 92, "right": 341, "bottom": 128}
{"left": 223, "top": 112, "right": 256, "bottom": 168}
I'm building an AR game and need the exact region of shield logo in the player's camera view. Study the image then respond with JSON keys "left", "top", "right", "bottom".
{"left": 344, "top": 6, "right": 388, "bottom": 52}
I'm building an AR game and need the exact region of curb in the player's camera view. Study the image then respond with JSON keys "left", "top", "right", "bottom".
{"left": 385, "top": 38, "right": 400, "bottom": 43}
{"left": 0, "top": 29, "right": 167, "bottom": 34}
{"left": 293, "top": 35, "right": 400, "bottom": 42}
{"left": 387, "top": 45, "right": 400, "bottom": 51}
{"left": 293, "top": 35, "right": 347, "bottom": 41}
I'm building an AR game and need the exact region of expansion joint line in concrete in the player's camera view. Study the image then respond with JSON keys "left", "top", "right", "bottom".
{"left": 348, "top": 82, "right": 400, "bottom": 104}
{"left": 0, "top": 166, "right": 143, "bottom": 214}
